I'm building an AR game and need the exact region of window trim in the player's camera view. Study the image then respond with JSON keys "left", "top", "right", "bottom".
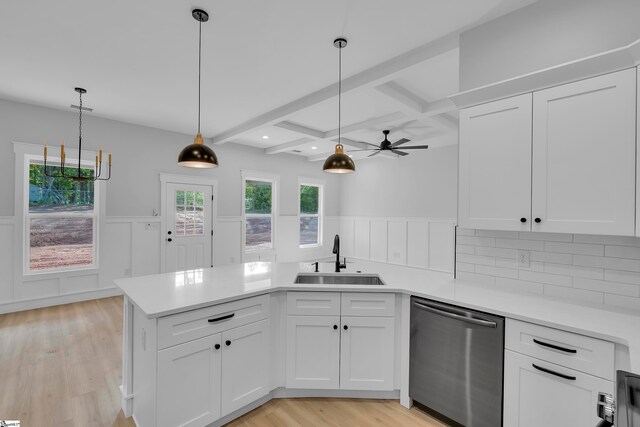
{"left": 298, "top": 177, "right": 324, "bottom": 249}
{"left": 23, "top": 154, "right": 100, "bottom": 275}
{"left": 241, "top": 170, "right": 279, "bottom": 255}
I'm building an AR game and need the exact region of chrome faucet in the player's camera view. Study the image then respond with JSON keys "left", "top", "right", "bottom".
{"left": 332, "top": 234, "right": 347, "bottom": 272}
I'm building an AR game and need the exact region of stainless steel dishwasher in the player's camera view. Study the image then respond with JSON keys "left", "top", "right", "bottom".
{"left": 410, "top": 296, "right": 504, "bottom": 427}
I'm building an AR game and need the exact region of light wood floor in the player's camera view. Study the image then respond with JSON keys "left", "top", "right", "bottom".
{"left": 0, "top": 296, "right": 448, "bottom": 427}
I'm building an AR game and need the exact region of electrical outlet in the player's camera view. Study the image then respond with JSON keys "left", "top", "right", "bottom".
{"left": 124, "top": 267, "right": 132, "bottom": 276}
{"left": 518, "top": 250, "right": 530, "bottom": 268}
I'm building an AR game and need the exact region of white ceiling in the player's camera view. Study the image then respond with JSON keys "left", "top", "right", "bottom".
{"left": 0, "top": 0, "right": 537, "bottom": 160}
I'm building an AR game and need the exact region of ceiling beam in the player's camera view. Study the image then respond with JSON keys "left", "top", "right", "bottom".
{"left": 374, "top": 82, "right": 425, "bottom": 113}
{"left": 212, "top": 33, "right": 459, "bottom": 144}
{"left": 272, "top": 122, "right": 325, "bottom": 139}
{"left": 323, "top": 112, "right": 406, "bottom": 139}
{"left": 264, "top": 137, "right": 314, "bottom": 155}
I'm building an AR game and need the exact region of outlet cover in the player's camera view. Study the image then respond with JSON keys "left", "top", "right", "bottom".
{"left": 518, "top": 250, "right": 530, "bottom": 268}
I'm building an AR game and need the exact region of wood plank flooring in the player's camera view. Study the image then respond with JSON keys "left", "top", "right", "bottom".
{"left": 0, "top": 296, "right": 448, "bottom": 427}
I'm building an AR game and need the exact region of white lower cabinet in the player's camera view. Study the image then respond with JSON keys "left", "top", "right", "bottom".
{"left": 286, "top": 315, "right": 341, "bottom": 389}
{"left": 504, "top": 349, "right": 613, "bottom": 427}
{"left": 285, "top": 292, "right": 396, "bottom": 391}
{"left": 157, "top": 334, "right": 222, "bottom": 427}
{"left": 221, "top": 319, "right": 270, "bottom": 416}
{"left": 340, "top": 316, "right": 394, "bottom": 391}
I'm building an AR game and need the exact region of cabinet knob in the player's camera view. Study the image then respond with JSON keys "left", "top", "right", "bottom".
{"left": 534, "top": 218, "right": 541, "bottom": 223}
{"left": 225, "top": 340, "right": 231, "bottom": 346}
{"left": 333, "top": 325, "right": 338, "bottom": 330}
{"left": 214, "top": 344, "right": 220, "bottom": 350}
{"left": 520, "top": 218, "right": 527, "bottom": 223}
{"left": 343, "top": 325, "right": 348, "bottom": 330}
{"left": 167, "top": 230, "right": 172, "bottom": 235}
{"left": 167, "top": 238, "right": 172, "bottom": 242}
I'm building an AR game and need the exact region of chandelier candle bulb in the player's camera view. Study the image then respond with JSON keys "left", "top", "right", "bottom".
{"left": 95, "top": 154, "right": 99, "bottom": 168}
{"left": 108, "top": 152, "right": 112, "bottom": 166}
{"left": 99, "top": 145, "right": 103, "bottom": 163}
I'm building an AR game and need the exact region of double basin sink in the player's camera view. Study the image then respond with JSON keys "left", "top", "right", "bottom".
{"left": 294, "top": 273, "right": 386, "bottom": 286}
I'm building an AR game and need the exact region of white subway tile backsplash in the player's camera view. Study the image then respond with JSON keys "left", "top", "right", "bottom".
{"left": 543, "top": 285, "right": 604, "bottom": 305}
{"left": 544, "top": 263, "right": 604, "bottom": 280}
{"left": 457, "top": 229, "right": 640, "bottom": 312}
{"left": 475, "top": 265, "right": 518, "bottom": 279}
{"left": 476, "top": 229, "right": 519, "bottom": 239}
{"left": 573, "top": 277, "right": 640, "bottom": 297}
{"left": 456, "top": 244, "right": 475, "bottom": 255}
{"left": 495, "top": 238, "right": 545, "bottom": 251}
{"left": 494, "top": 277, "right": 544, "bottom": 295}
{"left": 530, "top": 251, "right": 573, "bottom": 265}
{"left": 456, "top": 253, "right": 496, "bottom": 266}
{"left": 519, "top": 270, "right": 572, "bottom": 287}
{"left": 604, "top": 269, "right": 640, "bottom": 285}
{"left": 475, "top": 246, "right": 518, "bottom": 259}
{"left": 457, "top": 236, "right": 495, "bottom": 247}
{"left": 604, "top": 245, "right": 640, "bottom": 259}
{"left": 544, "top": 241, "right": 604, "bottom": 256}
{"left": 518, "top": 231, "right": 573, "bottom": 242}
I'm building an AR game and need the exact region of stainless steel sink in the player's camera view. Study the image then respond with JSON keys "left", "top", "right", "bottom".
{"left": 294, "top": 273, "right": 386, "bottom": 286}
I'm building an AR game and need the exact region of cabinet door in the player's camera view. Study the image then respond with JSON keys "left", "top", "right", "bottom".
{"left": 340, "top": 316, "right": 395, "bottom": 391}
{"left": 504, "top": 350, "right": 613, "bottom": 427}
{"left": 157, "top": 334, "right": 221, "bottom": 427}
{"left": 286, "top": 315, "right": 340, "bottom": 389}
{"left": 458, "top": 94, "right": 533, "bottom": 230}
{"left": 532, "top": 68, "right": 637, "bottom": 235}
{"left": 221, "top": 319, "right": 269, "bottom": 417}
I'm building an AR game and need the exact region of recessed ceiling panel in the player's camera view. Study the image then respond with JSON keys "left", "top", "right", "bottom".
{"left": 393, "top": 48, "right": 460, "bottom": 103}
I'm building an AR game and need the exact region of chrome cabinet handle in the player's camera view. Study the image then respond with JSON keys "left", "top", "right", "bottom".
{"left": 412, "top": 301, "right": 497, "bottom": 328}
{"left": 532, "top": 363, "right": 576, "bottom": 381}
{"left": 533, "top": 338, "right": 577, "bottom": 354}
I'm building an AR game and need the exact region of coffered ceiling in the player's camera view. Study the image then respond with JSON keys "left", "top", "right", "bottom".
{"left": 0, "top": 0, "right": 538, "bottom": 161}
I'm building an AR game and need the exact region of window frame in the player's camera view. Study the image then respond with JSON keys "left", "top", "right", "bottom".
{"left": 298, "top": 177, "right": 324, "bottom": 249}
{"left": 241, "top": 170, "right": 279, "bottom": 255}
{"left": 22, "top": 152, "right": 100, "bottom": 276}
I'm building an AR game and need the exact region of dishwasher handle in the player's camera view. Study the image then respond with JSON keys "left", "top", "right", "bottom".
{"left": 412, "top": 301, "right": 498, "bottom": 328}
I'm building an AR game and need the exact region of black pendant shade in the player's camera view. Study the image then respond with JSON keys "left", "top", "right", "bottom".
{"left": 178, "top": 133, "right": 218, "bottom": 168}
{"left": 179, "top": 9, "right": 219, "bottom": 168}
{"left": 323, "top": 143, "right": 355, "bottom": 174}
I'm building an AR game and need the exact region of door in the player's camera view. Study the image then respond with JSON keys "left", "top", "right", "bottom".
{"left": 157, "top": 334, "right": 222, "bottom": 427}
{"left": 458, "top": 93, "right": 533, "bottom": 230}
{"left": 340, "top": 316, "right": 394, "bottom": 391}
{"left": 286, "top": 315, "right": 340, "bottom": 389}
{"left": 504, "top": 350, "right": 614, "bottom": 427}
{"left": 532, "top": 68, "right": 636, "bottom": 235}
{"left": 165, "top": 182, "right": 213, "bottom": 272}
{"left": 220, "top": 319, "right": 270, "bottom": 417}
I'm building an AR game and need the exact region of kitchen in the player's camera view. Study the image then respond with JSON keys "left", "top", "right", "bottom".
{"left": 1, "top": 1, "right": 640, "bottom": 426}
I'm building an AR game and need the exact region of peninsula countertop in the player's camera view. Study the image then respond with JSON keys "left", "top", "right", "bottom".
{"left": 115, "top": 260, "right": 640, "bottom": 373}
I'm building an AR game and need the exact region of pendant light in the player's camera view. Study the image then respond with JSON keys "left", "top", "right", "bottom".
{"left": 323, "top": 38, "right": 355, "bottom": 174}
{"left": 178, "top": 9, "right": 219, "bottom": 168}
{"left": 43, "top": 87, "right": 111, "bottom": 181}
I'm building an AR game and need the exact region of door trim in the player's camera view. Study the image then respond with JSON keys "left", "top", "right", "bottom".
{"left": 160, "top": 173, "right": 218, "bottom": 273}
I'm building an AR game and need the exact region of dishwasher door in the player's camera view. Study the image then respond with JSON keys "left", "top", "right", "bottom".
{"left": 410, "top": 297, "right": 504, "bottom": 427}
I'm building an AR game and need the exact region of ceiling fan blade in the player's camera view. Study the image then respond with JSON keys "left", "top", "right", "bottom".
{"left": 395, "top": 145, "right": 429, "bottom": 150}
{"left": 390, "top": 149, "right": 409, "bottom": 156}
{"left": 391, "top": 138, "right": 411, "bottom": 148}
{"left": 359, "top": 141, "right": 382, "bottom": 149}
{"left": 368, "top": 151, "right": 381, "bottom": 158}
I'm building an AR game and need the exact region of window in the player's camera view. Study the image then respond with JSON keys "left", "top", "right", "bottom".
{"left": 26, "top": 159, "right": 97, "bottom": 273}
{"left": 299, "top": 182, "right": 322, "bottom": 247}
{"left": 243, "top": 176, "right": 276, "bottom": 251}
{"left": 175, "top": 190, "right": 205, "bottom": 236}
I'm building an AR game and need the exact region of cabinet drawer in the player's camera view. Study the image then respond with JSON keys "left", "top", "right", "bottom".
{"left": 505, "top": 319, "right": 614, "bottom": 380}
{"left": 157, "top": 294, "right": 270, "bottom": 349}
{"left": 341, "top": 292, "right": 395, "bottom": 317}
{"left": 287, "top": 292, "right": 340, "bottom": 316}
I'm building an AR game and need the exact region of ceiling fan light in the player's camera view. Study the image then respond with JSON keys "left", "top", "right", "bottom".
{"left": 323, "top": 143, "right": 355, "bottom": 174}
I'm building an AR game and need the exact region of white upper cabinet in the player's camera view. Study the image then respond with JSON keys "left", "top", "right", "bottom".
{"left": 458, "top": 93, "right": 533, "bottom": 230}
{"left": 532, "top": 68, "right": 637, "bottom": 235}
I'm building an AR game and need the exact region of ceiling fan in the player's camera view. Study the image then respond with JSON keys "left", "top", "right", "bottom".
{"left": 349, "top": 130, "right": 429, "bottom": 157}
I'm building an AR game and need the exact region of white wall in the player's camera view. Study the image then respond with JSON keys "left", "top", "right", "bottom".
{"left": 459, "top": 0, "right": 640, "bottom": 91}
{"left": 0, "top": 98, "right": 342, "bottom": 312}
{"left": 339, "top": 143, "right": 458, "bottom": 218}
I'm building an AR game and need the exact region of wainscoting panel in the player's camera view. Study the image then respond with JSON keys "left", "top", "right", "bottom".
{"left": 354, "top": 219, "right": 370, "bottom": 260}
{"left": 429, "top": 221, "right": 456, "bottom": 272}
{"left": 215, "top": 216, "right": 242, "bottom": 265}
{"left": 0, "top": 218, "right": 15, "bottom": 302}
{"left": 370, "top": 220, "right": 389, "bottom": 262}
{"left": 387, "top": 220, "right": 408, "bottom": 265}
{"left": 339, "top": 218, "right": 356, "bottom": 258}
{"left": 407, "top": 220, "right": 429, "bottom": 269}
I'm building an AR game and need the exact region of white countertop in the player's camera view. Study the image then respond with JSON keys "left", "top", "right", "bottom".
{"left": 115, "top": 260, "right": 640, "bottom": 373}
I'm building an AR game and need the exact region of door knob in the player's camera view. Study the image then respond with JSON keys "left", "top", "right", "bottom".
{"left": 167, "top": 238, "right": 172, "bottom": 242}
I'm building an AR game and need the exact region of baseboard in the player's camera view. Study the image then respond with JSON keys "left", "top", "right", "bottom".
{"left": 0, "top": 287, "right": 122, "bottom": 314}
{"left": 211, "top": 394, "right": 272, "bottom": 427}
{"left": 271, "top": 387, "right": 400, "bottom": 399}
